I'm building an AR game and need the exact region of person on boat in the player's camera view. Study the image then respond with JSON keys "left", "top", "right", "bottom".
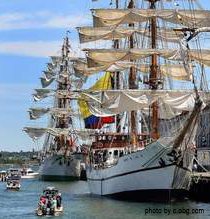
{"left": 56, "top": 193, "right": 62, "bottom": 208}
{"left": 38, "top": 196, "right": 47, "bottom": 215}
{"left": 46, "top": 196, "right": 51, "bottom": 209}
{"left": 40, "top": 196, "right": 47, "bottom": 205}
{"left": 50, "top": 197, "right": 57, "bottom": 215}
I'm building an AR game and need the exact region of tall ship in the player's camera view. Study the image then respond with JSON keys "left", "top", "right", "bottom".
{"left": 24, "top": 34, "right": 89, "bottom": 181}
{"left": 75, "top": 0, "right": 210, "bottom": 200}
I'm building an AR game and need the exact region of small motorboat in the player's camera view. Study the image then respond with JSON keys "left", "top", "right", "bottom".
{"left": 36, "top": 187, "right": 63, "bottom": 216}
{"left": 6, "top": 175, "right": 21, "bottom": 190}
{"left": 6, "top": 168, "right": 20, "bottom": 177}
{"left": 21, "top": 168, "right": 39, "bottom": 179}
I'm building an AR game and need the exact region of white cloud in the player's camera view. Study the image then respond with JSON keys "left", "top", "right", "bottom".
{"left": 45, "top": 15, "right": 90, "bottom": 29}
{"left": 0, "top": 83, "right": 34, "bottom": 97}
{"left": 0, "top": 11, "right": 90, "bottom": 31}
{"left": 0, "top": 38, "right": 88, "bottom": 57}
{"left": 0, "top": 40, "right": 62, "bottom": 57}
{"left": 0, "top": 83, "right": 36, "bottom": 106}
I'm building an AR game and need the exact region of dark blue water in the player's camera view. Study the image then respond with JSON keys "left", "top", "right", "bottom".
{"left": 0, "top": 178, "right": 210, "bottom": 219}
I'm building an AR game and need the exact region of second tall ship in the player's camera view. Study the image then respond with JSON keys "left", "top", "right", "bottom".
{"left": 24, "top": 35, "right": 89, "bottom": 181}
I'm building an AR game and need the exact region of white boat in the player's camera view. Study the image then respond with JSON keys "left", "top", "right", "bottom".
{"left": 21, "top": 168, "right": 39, "bottom": 179}
{"left": 75, "top": 0, "right": 210, "bottom": 201}
{"left": 23, "top": 34, "right": 88, "bottom": 181}
{"left": 6, "top": 175, "right": 21, "bottom": 190}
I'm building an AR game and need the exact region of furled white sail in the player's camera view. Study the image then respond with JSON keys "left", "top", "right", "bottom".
{"left": 74, "top": 59, "right": 192, "bottom": 81}
{"left": 92, "top": 9, "right": 210, "bottom": 28}
{"left": 43, "top": 70, "right": 56, "bottom": 80}
{"left": 56, "top": 90, "right": 79, "bottom": 99}
{"left": 81, "top": 90, "right": 210, "bottom": 118}
{"left": 33, "top": 89, "right": 79, "bottom": 102}
{"left": 50, "top": 108, "right": 80, "bottom": 117}
{"left": 40, "top": 77, "right": 55, "bottom": 88}
{"left": 78, "top": 27, "right": 184, "bottom": 43}
{"left": 33, "top": 89, "right": 54, "bottom": 101}
{"left": 23, "top": 126, "right": 92, "bottom": 140}
{"left": 28, "top": 107, "right": 80, "bottom": 120}
{"left": 23, "top": 127, "right": 47, "bottom": 139}
{"left": 85, "top": 49, "right": 210, "bottom": 67}
{"left": 28, "top": 108, "right": 50, "bottom": 120}
{"left": 24, "top": 127, "right": 94, "bottom": 139}
{"left": 85, "top": 48, "right": 176, "bottom": 66}
{"left": 74, "top": 60, "right": 136, "bottom": 75}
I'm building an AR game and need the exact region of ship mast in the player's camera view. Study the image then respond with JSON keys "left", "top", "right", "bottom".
{"left": 149, "top": 0, "right": 159, "bottom": 139}
{"left": 128, "top": 0, "right": 137, "bottom": 144}
{"left": 56, "top": 34, "right": 70, "bottom": 151}
{"left": 114, "top": 0, "right": 121, "bottom": 132}
{"left": 58, "top": 37, "right": 69, "bottom": 128}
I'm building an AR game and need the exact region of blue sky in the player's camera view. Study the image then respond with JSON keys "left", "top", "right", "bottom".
{"left": 0, "top": 0, "right": 209, "bottom": 151}
{"left": 0, "top": 0, "right": 94, "bottom": 152}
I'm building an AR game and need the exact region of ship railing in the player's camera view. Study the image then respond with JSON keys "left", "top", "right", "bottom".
{"left": 93, "top": 158, "right": 118, "bottom": 169}
{"left": 133, "top": 138, "right": 153, "bottom": 152}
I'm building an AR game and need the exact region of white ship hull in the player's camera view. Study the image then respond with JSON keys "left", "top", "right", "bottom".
{"left": 39, "top": 154, "right": 82, "bottom": 181}
{"left": 87, "top": 140, "right": 194, "bottom": 201}
{"left": 21, "top": 173, "right": 39, "bottom": 179}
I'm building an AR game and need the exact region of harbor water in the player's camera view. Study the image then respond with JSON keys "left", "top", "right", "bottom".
{"left": 0, "top": 178, "right": 210, "bottom": 219}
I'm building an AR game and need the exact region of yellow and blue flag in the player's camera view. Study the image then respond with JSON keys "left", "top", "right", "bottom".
{"left": 79, "top": 72, "right": 115, "bottom": 129}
